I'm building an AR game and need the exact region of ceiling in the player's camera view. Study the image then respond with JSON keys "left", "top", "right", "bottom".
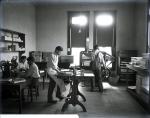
{"left": 1, "top": 0, "right": 146, "bottom": 4}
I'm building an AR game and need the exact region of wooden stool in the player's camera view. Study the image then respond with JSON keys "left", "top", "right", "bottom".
{"left": 27, "top": 78, "right": 39, "bottom": 102}
{"left": 27, "top": 85, "right": 39, "bottom": 102}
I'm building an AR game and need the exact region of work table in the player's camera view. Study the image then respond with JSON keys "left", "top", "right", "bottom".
{"left": 126, "top": 64, "right": 150, "bottom": 111}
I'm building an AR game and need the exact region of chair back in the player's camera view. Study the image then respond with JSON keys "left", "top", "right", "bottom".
{"left": 35, "top": 62, "right": 47, "bottom": 70}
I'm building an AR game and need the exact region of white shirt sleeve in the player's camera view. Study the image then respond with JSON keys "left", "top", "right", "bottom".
{"left": 26, "top": 63, "right": 40, "bottom": 78}
{"left": 47, "top": 52, "right": 58, "bottom": 70}
{"left": 98, "top": 52, "right": 105, "bottom": 66}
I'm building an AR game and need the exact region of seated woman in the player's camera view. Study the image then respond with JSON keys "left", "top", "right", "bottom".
{"left": 25, "top": 56, "right": 40, "bottom": 88}
{"left": 17, "top": 56, "right": 29, "bottom": 72}
{"left": 16, "top": 56, "right": 29, "bottom": 78}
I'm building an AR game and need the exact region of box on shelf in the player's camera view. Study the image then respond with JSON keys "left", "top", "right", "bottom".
{"left": 15, "top": 44, "right": 25, "bottom": 51}
{"left": 13, "top": 37, "right": 22, "bottom": 42}
{"left": 19, "top": 48, "right": 25, "bottom": 51}
{"left": 8, "top": 45, "right": 16, "bottom": 51}
{"left": 4, "top": 36, "right": 12, "bottom": 41}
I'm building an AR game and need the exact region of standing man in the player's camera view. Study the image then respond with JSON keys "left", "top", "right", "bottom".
{"left": 91, "top": 45, "right": 105, "bottom": 92}
{"left": 47, "top": 46, "right": 66, "bottom": 103}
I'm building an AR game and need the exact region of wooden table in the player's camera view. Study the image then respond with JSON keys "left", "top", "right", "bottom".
{"left": 83, "top": 70, "right": 95, "bottom": 91}
{"left": 126, "top": 64, "right": 148, "bottom": 86}
{"left": 59, "top": 69, "right": 93, "bottom": 112}
{"left": 0, "top": 78, "right": 26, "bottom": 113}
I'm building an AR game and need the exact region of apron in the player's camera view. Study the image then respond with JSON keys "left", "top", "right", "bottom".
{"left": 47, "top": 67, "right": 66, "bottom": 93}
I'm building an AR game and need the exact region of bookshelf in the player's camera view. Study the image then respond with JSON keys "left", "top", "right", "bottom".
{"left": 0, "top": 28, "right": 25, "bottom": 59}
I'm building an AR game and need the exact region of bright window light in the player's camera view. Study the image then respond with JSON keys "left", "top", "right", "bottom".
{"left": 103, "top": 82, "right": 119, "bottom": 90}
{"left": 71, "top": 15, "right": 88, "bottom": 26}
{"left": 96, "top": 14, "right": 114, "bottom": 27}
{"left": 71, "top": 47, "right": 85, "bottom": 66}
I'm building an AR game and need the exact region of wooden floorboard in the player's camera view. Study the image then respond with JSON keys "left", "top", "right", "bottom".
{"left": 1, "top": 81, "right": 150, "bottom": 118}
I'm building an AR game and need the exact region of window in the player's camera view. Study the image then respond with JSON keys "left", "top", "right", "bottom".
{"left": 67, "top": 11, "right": 89, "bottom": 55}
{"left": 95, "top": 13, "right": 114, "bottom": 27}
{"left": 71, "top": 47, "right": 85, "bottom": 66}
{"left": 94, "top": 11, "right": 116, "bottom": 70}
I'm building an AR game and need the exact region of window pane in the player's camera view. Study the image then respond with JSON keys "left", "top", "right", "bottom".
{"left": 71, "top": 47, "right": 85, "bottom": 66}
{"left": 71, "top": 27, "right": 86, "bottom": 47}
{"left": 96, "top": 27, "right": 113, "bottom": 46}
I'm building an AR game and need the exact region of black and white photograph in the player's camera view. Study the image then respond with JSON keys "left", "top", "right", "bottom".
{"left": 0, "top": 0, "right": 150, "bottom": 118}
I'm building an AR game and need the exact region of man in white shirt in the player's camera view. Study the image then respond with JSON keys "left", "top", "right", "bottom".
{"left": 47, "top": 46, "right": 66, "bottom": 103}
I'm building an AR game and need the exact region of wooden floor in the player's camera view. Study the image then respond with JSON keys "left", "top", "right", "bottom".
{"left": 1, "top": 81, "right": 150, "bottom": 118}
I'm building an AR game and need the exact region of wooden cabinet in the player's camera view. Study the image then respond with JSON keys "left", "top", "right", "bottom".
{"left": 118, "top": 50, "right": 137, "bottom": 83}
{"left": 127, "top": 64, "right": 150, "bottom": 111}
{"left": 0, "top": 29, "right": 25, "bottom": 59}
{"left": 136, "top": 73, "right": 149, "bottom": 103}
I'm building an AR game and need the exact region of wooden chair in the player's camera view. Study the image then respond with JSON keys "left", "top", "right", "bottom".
{"left": 35, "top": 62, "right": 47, "bottom": 89}
{"left": 27, "top": 78, "right": 40, "bottom": 102}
